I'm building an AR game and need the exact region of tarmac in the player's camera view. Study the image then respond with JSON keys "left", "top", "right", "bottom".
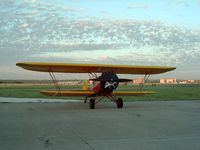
{"left": 0, "top": 97, "right": 200, "bottom": 150}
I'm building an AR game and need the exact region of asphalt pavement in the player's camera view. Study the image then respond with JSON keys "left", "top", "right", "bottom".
{"left": 0, "top": 98, "right": 200, "bottom": 150}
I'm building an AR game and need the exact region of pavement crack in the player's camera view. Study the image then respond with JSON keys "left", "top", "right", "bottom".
{"left": 72, "top": 129, "right": 95, "bottom": 150}
{"left": 84, "top": 141, "right": 95, "bottom": 150}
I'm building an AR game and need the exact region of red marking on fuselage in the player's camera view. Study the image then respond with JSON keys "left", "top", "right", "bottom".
{"left": 90, "top": 81, "right": 113, "bottom": 96}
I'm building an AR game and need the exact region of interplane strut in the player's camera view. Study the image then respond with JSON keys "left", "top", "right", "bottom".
{"left": 138, "top": 74, "right": 150, "bottom": 91}
{"left": 49, "top": 71, "right": 61, "bottom": 91}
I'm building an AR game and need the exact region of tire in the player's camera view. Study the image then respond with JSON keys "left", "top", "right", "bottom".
{"left": 117, "top": 98, "right": 123, "bottom": 108}
{"left": 89, "top": 98, "right": 95, "bottom": 109}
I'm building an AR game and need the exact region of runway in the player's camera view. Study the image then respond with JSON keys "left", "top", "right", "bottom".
{"left": 0, "top": 99, "right": 200, "bottom": 150}
{"left": 0, "top": 97, "right": 82, "bottom": 103}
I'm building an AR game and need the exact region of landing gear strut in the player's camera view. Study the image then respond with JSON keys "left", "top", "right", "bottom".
{"left": 84, "top": 97, "right": 87, "bottom": 103}
{"left": 88, "top": 94, "right": 123, "bottom": 109}
{"left": 89, "top": 98, "right": 95, "bottom": 109}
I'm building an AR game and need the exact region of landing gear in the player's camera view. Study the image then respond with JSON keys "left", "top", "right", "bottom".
{"left": 84, "top": 97, "right": 88, "bottom": 103}
{"left": 89, "top": 98, "right": 95, "bottom": 109}
{"left": 88, "top": 95, "right": 123, "bottom": 109}
{"left": 117, "top": 98, "right": 123, "bottom": 108}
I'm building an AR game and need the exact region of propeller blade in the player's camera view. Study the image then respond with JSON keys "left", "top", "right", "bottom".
{"left": 117, "top": 79, "right": 132, "bottom": 82}
{"left": 89, "top": 78, "right": 132, "bottom": 82}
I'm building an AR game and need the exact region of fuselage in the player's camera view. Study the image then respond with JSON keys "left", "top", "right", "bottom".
{"left": 89, "top": 71, "right": 119, "bottom": 96}
{"left": 90, "top": 81, "right": 113, "bottom": 96}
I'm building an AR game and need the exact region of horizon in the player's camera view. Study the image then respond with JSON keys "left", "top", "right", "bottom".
{"left": 0, "top": 0, "right": 200, "bottom": 80}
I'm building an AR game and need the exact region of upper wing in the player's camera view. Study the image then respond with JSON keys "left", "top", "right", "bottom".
{"left": 16, "top": 62, "right": 176, "bottom": 74}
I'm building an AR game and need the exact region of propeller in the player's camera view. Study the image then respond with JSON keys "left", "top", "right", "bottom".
{"left": 89, "top": 71, "right": 132, "bottom": 90}
{"left": 89, "top": 78, "right": 132, "bottom": 82}
{"left": 117, "top": 79, "right": 133, "bottom": 82}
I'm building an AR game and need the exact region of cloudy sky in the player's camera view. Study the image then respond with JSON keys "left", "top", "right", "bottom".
{"left": 0, "top": 0, "right": 200, "bottom": 80}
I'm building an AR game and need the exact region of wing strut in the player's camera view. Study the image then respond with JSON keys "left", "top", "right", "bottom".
{"left": 49, "top": 71, "right": 61, "bottom": 91}
{"left": 139, "top": 74, "right": 150, "bottom": 91}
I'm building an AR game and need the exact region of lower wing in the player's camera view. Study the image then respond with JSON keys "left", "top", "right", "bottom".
{"left": 40, "top": 90, "right": 154, "bottom": 97}
{"left": 114, "top": 91, "right": 154, "bottom": 96}
{"left": 40, "top": 91, "right": 95, "bottom": 96}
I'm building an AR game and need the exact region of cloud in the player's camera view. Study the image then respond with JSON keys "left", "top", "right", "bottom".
{"left": 60, "top": 6, "right": 87, "bottom": 12}
{"left": 31, "top": 0, "right": 37, "bottom": 3}
{"left": 102, "top": 54, "right": 108, "bottom": 59}
{"left": 1, "top": 10, "right": 200, "bottom": 66}
{"left": 0, "top": 1, "right": 200, "bottom": 79}
{"left": 128, "top": 5, "right": 148, "bottom": 9}
{"left": 47, "top": 42, "right": 126, "bottom": 51}
{"left": 79, "top": 8, "right": 86, "bottom": 11}
{"left": 22, "top": 24, "right": 28, "bottom": 27}
{"left": 173, "top": 0, "right": 184, "bottom": 4}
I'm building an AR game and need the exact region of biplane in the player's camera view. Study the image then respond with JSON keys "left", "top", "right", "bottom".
{"left": 16, "top": 62, "right": 176, "bottom": 109}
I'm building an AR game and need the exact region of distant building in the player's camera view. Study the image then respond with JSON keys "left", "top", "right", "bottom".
{"left": 58, "top": 81, "right": 67, "bottom": 85}
{"left": 58, "top": 81, "right": 81, "bottom": 85}
{"left": 179, "top": 81, "right": 187, "bottom": 84}
{"left": 160, "top": 78, "right": 177, "bottom": 84}
{"left": 133, "top": 78, "right": 145, "bottom": 84}
{"left": 187, "top": 80, "right": 195, "bottom": 83}
{"left": 180, "top": 80, "right": 195, "bottom": 84}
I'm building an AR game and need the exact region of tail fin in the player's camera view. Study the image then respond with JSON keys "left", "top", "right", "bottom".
{"left": 82, "top": 80, "right": 89, "bottom": 90}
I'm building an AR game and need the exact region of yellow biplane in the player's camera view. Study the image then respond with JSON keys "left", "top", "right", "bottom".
{"left": 16, "top": 62, "right": 176, "bottom": 109}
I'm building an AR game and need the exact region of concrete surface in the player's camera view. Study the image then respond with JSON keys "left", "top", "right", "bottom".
{"left": 0, "top": 97, "right": 82, "bottom": 103}
{"left": 0, "top": 100, "right": 200, "bottom": 150}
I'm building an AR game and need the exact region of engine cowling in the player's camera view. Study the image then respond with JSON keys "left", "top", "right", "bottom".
{"left": 89, "top": 71, "right": 132, "bottom": 91}
{"left": 100, "top": 71, "right": 119, "bottom": 90}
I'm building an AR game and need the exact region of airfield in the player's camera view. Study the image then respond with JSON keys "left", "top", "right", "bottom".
{"left": 0, "top": 97, "right": 200, "bottom": 150}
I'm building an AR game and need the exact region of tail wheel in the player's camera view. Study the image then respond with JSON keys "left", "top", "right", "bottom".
{"left": 117, "top": 98, "right": 123, "bottom": 108}
{"left": 89, "top": 98, "right": 95, "bottom": 109}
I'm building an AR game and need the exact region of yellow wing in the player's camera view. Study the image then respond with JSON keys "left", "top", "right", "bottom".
{"left": 40, "top": 91, "right": 154, "bottom": 97}
{"left": 16, "top": 62, "right": 175, "bottom": 74}
{"left": 114, "top": 91, "right": 154, "bottom": 96}
{"left": 40, "top": 91, "right": 95, "bottom": 96}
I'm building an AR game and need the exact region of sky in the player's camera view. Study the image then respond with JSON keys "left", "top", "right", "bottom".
{"left": 0, "top": 0, "right": 200, "bottom": 80}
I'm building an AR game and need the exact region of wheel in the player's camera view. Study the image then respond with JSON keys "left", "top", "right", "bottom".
{"left": 117, "top": 98, "right": 123, "bottom": 108}
{"left": 89, "top": 98, "right": 95, "bottom": 109}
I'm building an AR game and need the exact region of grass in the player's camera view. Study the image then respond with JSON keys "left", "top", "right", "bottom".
{"left": 116, "top": 84, "right": 200, "bottom": 101}
{"left": 0, "top": 83, "right": 200, "bottom": 101}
